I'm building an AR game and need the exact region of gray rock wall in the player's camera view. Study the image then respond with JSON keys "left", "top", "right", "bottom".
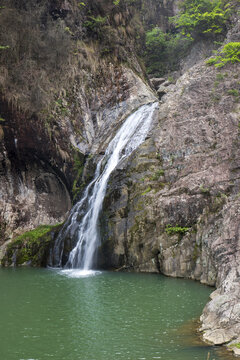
{"left": 99, "top": 25, "right": 240, "bottom": 351}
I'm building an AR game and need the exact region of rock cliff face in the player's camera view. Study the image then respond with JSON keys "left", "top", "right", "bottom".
{"left": 0, "top": 65, "right": 155, "bottom": 244}
{"left": 0, "top": 0, "right": 156, "bottom": 245}
{"left": 99, "top": 18, "right": 240, "bottom": 354}
{"left": 0, "top": 0, "right": 239, "bottom": 355}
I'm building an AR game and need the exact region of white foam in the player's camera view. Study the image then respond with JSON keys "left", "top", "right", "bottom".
{"left": 59, "top": 269, "right": 101, "bottom": 278}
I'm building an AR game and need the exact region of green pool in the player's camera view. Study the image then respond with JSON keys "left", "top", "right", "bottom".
{"left": 0, "top": 268, "right": 234, "bottom": 360}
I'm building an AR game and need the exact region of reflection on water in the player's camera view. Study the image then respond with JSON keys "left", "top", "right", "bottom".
{"left": 0, "top": 268, "right": 235, "bottom": 360}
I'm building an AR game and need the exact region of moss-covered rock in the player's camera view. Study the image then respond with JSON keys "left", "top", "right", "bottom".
{"left": 1, "top": 224, "right": 62, "bottom": 267}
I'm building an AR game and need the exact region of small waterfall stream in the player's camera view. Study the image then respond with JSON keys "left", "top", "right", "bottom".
{"left": 51, "top": 102, "right": 158, "bottom": 270}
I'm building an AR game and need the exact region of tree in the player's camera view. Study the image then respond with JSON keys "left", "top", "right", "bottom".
{"left": 171, "top": 0, "right": 230, "bottom": 40}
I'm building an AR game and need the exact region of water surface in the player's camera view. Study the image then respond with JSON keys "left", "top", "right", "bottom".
{"left": 0, "top": 268, "right": 234, "bottom": 360}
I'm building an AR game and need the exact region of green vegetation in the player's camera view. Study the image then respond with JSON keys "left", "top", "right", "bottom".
{"left": 167, "top": 76, "right": 175, "bottom": 83}
{"left": 2, "top": 224, "right": 61, "bottom": 266}
{"left": 200, "top": 184, "right": 211, "bottom": 194}
{"left": 215, "top": 72, "right": 225, "bottom": 80}
{"left": 144, "top": 0, "right": 231, "bottom": 76}
{"left": 227, "top": 89, "right": 239, "bottom": 96}
{"left": 144, "top": 28, "right": 190, "bottom": 76}
{"left": 64, "top": 26, "right": 74, "bottom": 36}
{"left": 55, "top": 98, "right": 70, "bottom": 115}
{"left": 206, "top": 42, "right": 240, "bottom": 67}
{"left": 165, "top": 225, "right": 190, "bottom": 236}
{"left": 155, "top": 153, "right": 162, "bottom": 161}
{"left": 171, "top": 0, "right": 230, "bottom": 40}
{"left": 158, "top": 182, "right": 166, "bottom": 190}
{"left": 85, "top": 15, "right": 107, "bottom": 33}
{"left": 229, "top": 343, "right": 240, "bottom": 349}
{"left": 11, "top": 225, "right": 55, "bottom": 243}
{"left": 78, "top": 2, "right": 86, "bottom": 7}
{"left": 150, "top": 169, "right": 165, "bottom": 181}
{"left": 141, "top": 186, "right": 152, "bottom": 196}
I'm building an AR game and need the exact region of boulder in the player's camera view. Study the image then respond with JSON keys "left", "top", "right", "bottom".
{"left": 150, "top": 77, "right": 166, "bottom": 89}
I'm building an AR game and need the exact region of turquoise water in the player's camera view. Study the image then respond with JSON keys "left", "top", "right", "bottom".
{"left": 0, "top": 268, "right": 234, "bottom": 360}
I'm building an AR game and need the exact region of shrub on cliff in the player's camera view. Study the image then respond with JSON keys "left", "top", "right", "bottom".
{"left": 171, "top": 0, "right": 230, "bottom": 40}
{"left": 206, "top": 42, "right": 240, "bottom": 67}
{"left": 84, "top": 15, "right": 107, "bottom": 34}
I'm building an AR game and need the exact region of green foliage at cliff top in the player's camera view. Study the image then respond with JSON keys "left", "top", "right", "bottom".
{"left": 171, "top": 0, "right": 231, "bottom": 39}
{"left": 144, "top": 0, "right": 231, "bottom": 76}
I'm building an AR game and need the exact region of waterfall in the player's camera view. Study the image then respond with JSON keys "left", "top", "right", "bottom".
{"left": 51, "top": 102, "right": 158, "bottom": 270}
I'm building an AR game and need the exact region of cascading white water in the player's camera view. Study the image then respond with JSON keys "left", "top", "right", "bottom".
{"left": 52, "top": 102, "right": 158, "bottom": 270}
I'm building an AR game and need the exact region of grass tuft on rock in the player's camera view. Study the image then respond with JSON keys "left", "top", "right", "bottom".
{"left": 165, "top": 224, "right": 190, "bottom": 236}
